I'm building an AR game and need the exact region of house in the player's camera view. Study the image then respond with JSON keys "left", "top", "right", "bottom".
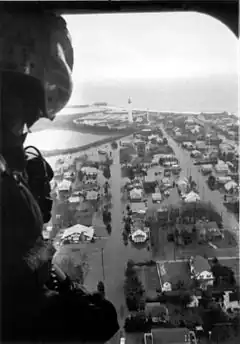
{"left": 215, "top": 161, "right": 229, "bottom": 174}
{"left": 219, "top": 143, "right": 235, "bottom": 156}
{"left": 57, "top": 179, "right": 72, "bottom": 192}
{"left": 130, "top": 229, "right": 148, "bottom": 243}
{"left": 135, "top": 140, "right": 146, "bottom": 155}
{"left": 195, "top": 141, "right": 207, "bottom": 151}
{"left": 224, "top": 180, "right": 238, "bottom": 193}
{"left": 81, "top": 166, "right": 98, "bottom": 177}
{"left": 68, "top": 195, "right": 81, "bottom": 204}
{"left": 190, "top": 150, "right": 202, "bottom": 158}
{"left": 131, "top": 202, "right": 147, "bottom": 214}
{"left": 216, "top": 176, "right": 232, "bottom": 184}
{"left": 152, "top": 193, "right": 162, "bottom": 203}
{"left": 182, "top": 142, "right": 195, "bottom": 150}
{"left": 189, "top": 255, "right": 214, "bottom": 289}
{"left": 183, "top": 191, "right": 200, "bottom": 203}
{"left": 86, "top": 190, "right": 99, "bottom": 201}
{"left": 223, "top": 291, "right": 240, "bottom": 313}
{"left": 129, "top": 188, "right": 143, "bottom": 201}
{"left": 144, "top": 328, "right": 197, "bottom": 344}
{"left": 61, "top": 224, "right": 95, "bottom": 243}
{"left": 63, "top": 171, "right": 75, "bottom": 180}
{"left": 201, "top": 164, "right": 213, "bottom": 175}
{"left": 145, "top": 302, "right": 169, "bottom": 323}
{"left": 157, "top": 261, "right": 191, "bottom": 292}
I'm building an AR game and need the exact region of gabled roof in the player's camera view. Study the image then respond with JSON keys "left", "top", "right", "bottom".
{"left": 192, "top": 255, "right": 210, "bottom": 275}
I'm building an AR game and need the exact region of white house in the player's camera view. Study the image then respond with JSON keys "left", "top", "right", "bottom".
{"left": 61, "top": 224, "right": 94, "bottom": 242}
{"left": 184, "top": 191, "right": 200, "bottom": 203}
{"left": 162, "top": 282, "right": 172, "bottom": 292}
{"left": 130, "top": 188, "right": 143, "bottom": 201}
{"left": 223, "top": 291, "right": 240, "bottom": 313}
{"left": 224, "top": 180, "right": 237, "bottom": 192}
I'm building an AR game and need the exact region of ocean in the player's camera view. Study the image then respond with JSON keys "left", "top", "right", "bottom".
{"left": 72, "top": 75, "right": 238, "bottom": 113}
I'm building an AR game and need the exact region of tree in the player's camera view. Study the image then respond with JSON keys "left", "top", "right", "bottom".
{"left": 124, "top": 262, "right": 145, "bottom": 311}
{"left": 128, "top": 168, "right": 135, "bottom": 181}
{"left": 78, "top": 170, "right": 85, "bottom": 181}
{"left": 106, "top": 223, "right": 112, "bottom": 235}
{"left": 111, "top": 141, "right": 118, "bottom": 149}
{"left": 124, "top": 276, "right": 145, "bottom": 311}
{"left": 163, "top": 137, "right": 168, "bottom": 145}
{"left": 208, "top": 175, "right": 216, "bottom": 189}
{"left": 211, "top": 262, "right": 236, "bottom": 288}
{"left": 124, "top": 222, "right": 131, "bottom": 233}
{"left": 103, "top": 166, "right": 111, "bottom": 179}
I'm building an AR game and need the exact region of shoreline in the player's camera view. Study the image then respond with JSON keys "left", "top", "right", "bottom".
{"left": 41, "top": 132, "right": 134, "bottom": 157}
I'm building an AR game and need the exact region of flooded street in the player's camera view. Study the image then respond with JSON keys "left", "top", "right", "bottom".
{"left": 84, "top": 144, "right": 150, "bottom": 324}
{"left": 161, "top": 126, "right": 239, "bottom": 238}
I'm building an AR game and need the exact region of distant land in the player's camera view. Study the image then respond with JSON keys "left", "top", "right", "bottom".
{"left": 32, "top": 102, "right": 237, "bottom": 134}
{"left": 70, "top": 75, "right": 237, "bottom": 113}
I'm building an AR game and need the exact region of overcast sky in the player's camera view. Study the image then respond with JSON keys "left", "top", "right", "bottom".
{"left": 64, "top": 12, "right": 237, "bottom": 81}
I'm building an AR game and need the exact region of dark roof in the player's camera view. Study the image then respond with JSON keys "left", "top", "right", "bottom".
{"left": 193, "top": 255, "right": 210, "bottom": 275}
{"left": 158, "top": 261, "right": 191, "bottom": 288}
{"left": 145, "top": 303, "right": 168, "bottom": 317}
{"left": 152, "top": 328, "right": 190, "bottom": 344}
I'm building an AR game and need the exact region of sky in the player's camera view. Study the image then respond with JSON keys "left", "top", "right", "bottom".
{"left": 63, "top": 12, "right": 238, "bottom": 108}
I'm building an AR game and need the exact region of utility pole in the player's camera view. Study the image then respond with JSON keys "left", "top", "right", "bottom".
{"left": 101, "top": 248, "right": 105, "bottom": 281}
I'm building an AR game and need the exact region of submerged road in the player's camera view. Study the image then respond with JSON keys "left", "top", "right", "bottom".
{"left": 84, "top": 143, "right": 150, "bottom": 337}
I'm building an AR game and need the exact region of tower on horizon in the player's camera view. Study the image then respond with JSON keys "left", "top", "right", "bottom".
{"left": 128, "top": 97, "right": 133, "bottom": 123}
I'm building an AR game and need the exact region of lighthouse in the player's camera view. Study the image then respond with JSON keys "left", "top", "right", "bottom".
{"left": 128, "top": 97, "right": 133, "bottom": 123}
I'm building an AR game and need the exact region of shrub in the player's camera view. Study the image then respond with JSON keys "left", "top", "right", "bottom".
{"left": 124, "top": 268, "right": 145, "bottom": 311}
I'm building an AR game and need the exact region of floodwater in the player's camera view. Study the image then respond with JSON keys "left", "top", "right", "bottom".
{"left": 49, "top": 130, "right": 239, "bottom": 336}
{"left": 160, "top": 126, "right": 239, "bottom": 237}
{"left": 84, "top": 132, "right": 239, "bottom": 320}
{"left": 24, "top": 129, "right": 107, "bottom": 152}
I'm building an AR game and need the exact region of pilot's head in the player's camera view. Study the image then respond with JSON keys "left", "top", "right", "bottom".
{"left": 0, "top": 10, "right": 73, "bottom": 170}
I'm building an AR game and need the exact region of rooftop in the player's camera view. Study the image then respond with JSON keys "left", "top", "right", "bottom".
{"left": 151, "top": 327, "right": 192, "bottom": 344}
{"left": 157, "top": 261, "right": 191, "bottom": 289}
